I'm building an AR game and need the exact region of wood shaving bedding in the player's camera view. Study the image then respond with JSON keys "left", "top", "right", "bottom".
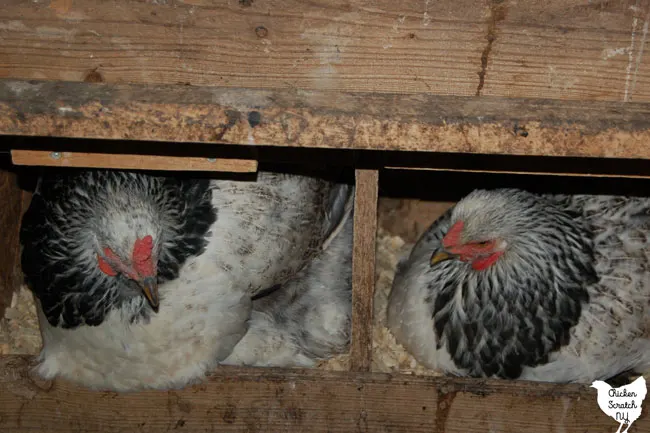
{"left": 0, "top": 286, "right": 41, "bottom": 355}
{"left": 318, "top": 227, "right": 440, "bottom": 376}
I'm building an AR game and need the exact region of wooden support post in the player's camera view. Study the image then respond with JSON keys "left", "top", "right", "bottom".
{"left": 0, "top": 170, "right": 23, "bottom": 318}
{"left": 350, "top": 169, "right": 379, "bottom": 372}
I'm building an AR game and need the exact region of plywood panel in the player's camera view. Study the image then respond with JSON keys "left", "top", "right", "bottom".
{"left": 0, "top": 0, "right": 648, "bottom": 102}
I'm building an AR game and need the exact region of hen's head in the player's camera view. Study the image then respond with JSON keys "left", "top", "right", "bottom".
{"left": 430, "top": 188, "right": 590, "bottom": 272}
{"left": 91, "top": 198, "right": 164, "bottom": 311}
{"left": 430, "top": 189, "right": 532, "bottom": 271}
{"left": 21, "top": 170, "right": 215, "bottom": 328}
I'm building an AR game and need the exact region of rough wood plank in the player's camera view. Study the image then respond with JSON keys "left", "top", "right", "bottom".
{"left": 11, "top": 150, "right": 258, "bottom": 173}
{"left": 0, "top": 170, "right": 22, "bottom": 319}
{"left": 0, "top": 0, "right": 648, "bottom": 103}
{"left": 0, "top": 355, "right": 648, "bottom": 433}
{"left": 386, "top": 165, "right": 650, "bottom": 179}
{"left": 350, "top": 169, "right": 378, "bottom": 372}
{"left": 480, "top": 0, "right": 650, "bottom": 103}
{"left": 2, "top": 80, "right": 650, "bottom": 160}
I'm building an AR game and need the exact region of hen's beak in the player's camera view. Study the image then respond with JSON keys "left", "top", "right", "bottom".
{"left": 140, "top": 277, "right": 159, "bottom": 312}
{"left": 430, "top": 250, "right": 459, "bottom": 266}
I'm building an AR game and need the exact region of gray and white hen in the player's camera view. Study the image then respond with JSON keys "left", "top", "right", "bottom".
{"left": 21, "top": 168, "right": 353, "bottom": 391}
{"left": 387, "top": 188, "right": 650, "bottom": 383}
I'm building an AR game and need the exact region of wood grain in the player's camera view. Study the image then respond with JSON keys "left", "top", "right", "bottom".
{"left": 11, "top": 150, "right": 258, "bottom": 173}
{"left": 0, "top": 170, "right": 22, "bottom": 319}
{"left": 386, "top": 165, "right": 650, "bottom": 179}
{"left": 350, "top": 169, "right": 378, "bottom": 372}
{"left": 2, "top": 80, "right": 650, "bottom": 160}
{"left": 0, "top": 355, "right": 648, "bottom": 433}
{"left": 0, "top": 0, "right": 648, "bottom": 103}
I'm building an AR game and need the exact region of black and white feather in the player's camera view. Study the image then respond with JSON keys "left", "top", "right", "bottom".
{"left": 20, "top": 168, "right": 353, "bottom": 391}
{"left": 387, "top": 188, "right": 650, "bottom": 383}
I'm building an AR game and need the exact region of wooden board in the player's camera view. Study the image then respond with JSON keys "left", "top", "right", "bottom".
{"left": 350, "top": 169, "right": 378, "bottom": 371}
{"left": 0, "top": 170, "right": 23, "bottom": 319}
{"left": 386, "top": 165, "right": 650, "bottom": 179}
{"left": 0, "top": 0, "right": 649, "bottom": 103}
{"left": 2, "top": 80, "right": 650, "bottom": 160}
{"left": 11, "top": 150, "right": 258, "bottom": 173}
{"left": 0, "top": 355, "right": 648, "bottom": 433}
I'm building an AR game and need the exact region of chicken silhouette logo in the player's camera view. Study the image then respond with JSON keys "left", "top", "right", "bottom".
{"left": 591, "top": 376, "right": 647, "bottom": 433}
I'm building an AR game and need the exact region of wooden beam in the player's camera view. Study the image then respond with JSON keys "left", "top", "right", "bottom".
{"left": 0, "top": 0, "right": 648, "bottom": 103}
{"left": 0, "top": 170, "right": 22, "bottom": 319}
{"left": 11, "top": 150, "right": 258, "bottom": 173}
{"left": 350, "top": 169, "right": 378, "bottom": 372}
{"left": 0, "top": 355, "right": 648, "bottom": 433}
{"left": 2, "top": 80, "right": 650, "bottom": 160}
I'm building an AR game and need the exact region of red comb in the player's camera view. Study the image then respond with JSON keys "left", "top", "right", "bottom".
{"left": 133, "top": 235, "right": 155, "bottom": 277}
{"left": 443, "top": 221, "right": 464, "bottom": 248}
{"left": 133, "top": 235, "right": 153, "bottom": 262}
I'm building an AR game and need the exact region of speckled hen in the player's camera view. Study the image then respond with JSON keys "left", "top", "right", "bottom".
{"left": 387, "top": 188, "right": 650, "bottom": 383}
{"left": 20, "top": 168, "right": 353, "bottom": 391}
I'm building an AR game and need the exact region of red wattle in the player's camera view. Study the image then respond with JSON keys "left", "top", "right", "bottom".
{"left": 472, "top": 251, "right": 504, "bottom": 271}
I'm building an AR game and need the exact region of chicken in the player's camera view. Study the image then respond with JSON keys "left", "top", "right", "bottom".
{"left": 591, "top": 375, "right": 647, "bottom": 433}
{"left": 222, "top": 214, "right": 353, "bottom": 367}
{"left": 20, "top": 167, "right": 353, "bottom": 391}
{"left": 387, "top": 188, "right": 650, "bottom": 383}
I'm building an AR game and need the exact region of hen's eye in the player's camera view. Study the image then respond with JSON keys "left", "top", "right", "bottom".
{"left": 475, "top": 240, "right": 490, "bottom": 246}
